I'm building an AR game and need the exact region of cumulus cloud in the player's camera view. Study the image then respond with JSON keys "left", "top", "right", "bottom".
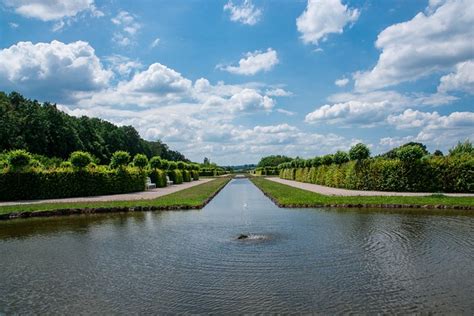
{"left": 218, "top": 48, "right": 279, "bottom": 75}
{"left": 382, "top": 109, "right": 474, "bottom": 150}
{"left": 335, "top": 77, "right": 349, "bottom": 87}
{"left": 438, "top": 60, "right": 474, "bottom": 94}
{"left": 4, "top": 0, "right": 103, "bottom": 21}
{"left": 104, "top": 55, "right": 143, "bottom": 78}
{"left": 354, "top": 0, "right": 474, "bottom": 91}
{"left": 0, "top": 40, "right": 112, "bottom": 101}
{"left": 296, "top": 0, "right": 359, "bottom": 45}
{"left": 223, "top": 0, "right": 262, "bottom": 25}
{"left": 111, "top": 11, "right": 141, "bottom": 46}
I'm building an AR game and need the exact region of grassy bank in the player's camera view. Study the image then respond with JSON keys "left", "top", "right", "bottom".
{"left": 0, "top": 177, "right": 231, "bottom": 220}
{"left": 250, "top": 177, "right": 474, "bottom": 210}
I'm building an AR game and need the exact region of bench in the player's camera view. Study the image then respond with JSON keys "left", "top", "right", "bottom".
{"left": 166, "top": 176, "right": 173, "bottom": 187}
{"left": 145, "top": 177, "right": 156, "bottom": 190}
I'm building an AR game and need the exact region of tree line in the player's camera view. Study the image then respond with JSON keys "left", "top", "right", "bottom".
{"left": 0, "top": 91, "right": 187, "bottom": 164}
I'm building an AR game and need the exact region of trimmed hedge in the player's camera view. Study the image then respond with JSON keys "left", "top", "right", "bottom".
{"left": 191, "top": 170, "right": 200, "bottom": 181}
{"left": 183, "top": 170, "right": 192, "bottom": 182}
{"left": 280, "top": 154, "right": 474, "bottom": 193}
{"left": 0, "top": 167, "right": 146, "bottom": 201}
{"left": 168, "top": 169, "right": 183, "bottom": 184}
{"left": 148, "top": 169, "right": 167, "bottom": 188}
{"left": 199, "top": 168, "right": 225, "bottom": 176}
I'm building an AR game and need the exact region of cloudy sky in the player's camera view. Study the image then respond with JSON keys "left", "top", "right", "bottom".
{"left": 1, "top": 0, "right": 473, "bottom": 164}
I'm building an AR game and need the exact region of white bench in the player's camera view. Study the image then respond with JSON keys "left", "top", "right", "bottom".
{"left": 146, "top": 177, "right": 156, "bottom": 190}
{"left": 166, "top": 176, "right": 173, "bottom": 186}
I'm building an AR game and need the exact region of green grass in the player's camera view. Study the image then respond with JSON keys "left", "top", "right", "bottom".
{"left": 0, "top": 177, "right": 231, "bottom": 216}
{"left": 250, "top": 177, "right": 474, "bottom": 209}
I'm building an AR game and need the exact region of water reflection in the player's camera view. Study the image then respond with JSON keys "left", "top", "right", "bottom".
{"left": 0, "top": 179, "right": 473, "bottom": 314}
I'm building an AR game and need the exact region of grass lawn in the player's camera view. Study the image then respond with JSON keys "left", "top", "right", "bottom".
{"left": 0, "top": 177, "right": 231, "bottom": 217}
{"left": 250, "top": 177, "right": 474, "bottom": 209}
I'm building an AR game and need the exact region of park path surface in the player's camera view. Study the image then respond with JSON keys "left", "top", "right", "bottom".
{"left": 0, "top": 179, "right": 213, "bottom": 207}
{"left": 266, "top": 177, "right": 474, "bottom": 197}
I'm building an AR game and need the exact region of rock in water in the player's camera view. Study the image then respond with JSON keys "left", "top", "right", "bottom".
{"left": 237, "top": 234, "right": 248, "bottom": 240}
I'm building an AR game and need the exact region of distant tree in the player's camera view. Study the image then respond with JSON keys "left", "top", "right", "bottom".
{"left": 396, "top": 145, "right": 424, "bottom": 162}
{"left": 449, "top": 140, "right": 473, "bottom": 156}
{"left": 257, "top": 155, "right": 293, "bottom": 167}
{"left": 433, "top": 149, "right": 444, "bottom": 157}
{"left": 349, "top": 143, "right": 370, "bottom": 160}
{"left": 203, "top": 157, "right": 210, "bottom": 165}
{"left": 382, "top": 142, "right": 429, "bottom": 158}
{"left": 333, "top": 151, "right": 350, "bottom": 164}
{"left": 321, "top": 154, "right": 334, "bottom": 165}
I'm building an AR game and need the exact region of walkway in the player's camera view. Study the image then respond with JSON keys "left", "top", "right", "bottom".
{"left": 267, "top": 178, "right": 474, "bottom": 197}
{"left": 0, "top": 179, "right": 213, "bottom": 207}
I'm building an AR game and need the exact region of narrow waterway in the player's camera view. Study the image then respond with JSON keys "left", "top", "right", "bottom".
{"left": 0, "top": 178, "right": 473, "bottom": 314}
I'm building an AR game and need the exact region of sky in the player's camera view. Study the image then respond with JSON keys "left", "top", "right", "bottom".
{"left": 0, "top": 0, "right": 473, "bottom": 165}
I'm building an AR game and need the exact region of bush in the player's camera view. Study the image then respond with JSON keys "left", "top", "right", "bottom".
{"left": 449, "top": 140, "right": 473, "bottom": 156}
{"left": 168, "top": 169, "right": 183, "bottom": 184}
{"left": 191, "top": 170, "right": 200, "bottom": 180}
{"left": 177, "top": 161, "right": 185, "bottom": 169}
{"left": 169, "top": 161, "right": 178, "bottom": 170}
{"left": 333, "top": 151, "right": 349, "bottom": 164}
{"left": 133, "top": 154, "right": 148, "bottom": 168}
{"left": 110, "top": 151, "right": 131, "bottom": 169}
{"left": 349, "top": 143, "right": 370, "bottom": 160}
{"left": 149, "top": 156, "right": 162, "bottom": 169}
{"left": 161, "top": 159, "right": 170, "bottom": 170}
{"left": 397, "top": 145, "right": 424, "bottom": 162}
{"left": 149, "top": 169, "right": 167, "bottom": 188}
{"left": 8, "top": 150, "right": 32, "bottom": 169}
{"left": 321, "top": 154, "right": 334, "bottom": 165}
{"left": 183, "top": 170, "right": 192, "bottom": 182}
{"left": 0, "top": 167, "right": 146, "bottom": 201}
{"left": 69, "top": 151, "right": 93, "bottom": 169}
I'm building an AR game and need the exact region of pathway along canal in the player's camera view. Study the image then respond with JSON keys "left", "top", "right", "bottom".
{"left": 0, "top": 178, "right": 473, "bottom": 313}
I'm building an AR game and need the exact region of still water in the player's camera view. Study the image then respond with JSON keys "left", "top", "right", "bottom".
{"left": 1, "top": 178, "right": 473, "bottom": 314}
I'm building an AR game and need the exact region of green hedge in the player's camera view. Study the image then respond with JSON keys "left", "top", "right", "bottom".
{"left": 0, "top": 167, "right": 146, "bottom": 201}
{"left": 199, "top": 168, "right": 225, "bottom": 176}
{"left": 168, "top": 169, "right": 183, "bottom": 184}
{"left": 255, "top": 167, "right": 279, "bottom": 176}
{"left": 148, "top": 169, "right": 167, "bottom": 188}
{"left": 183, "top": 170, "right": 192, "bottom": 182}
{"left": 191, "top": 170, "right": 200, "bottom": 181}
{"left": 280, "top": 154, "right": 474, "bottom": 193}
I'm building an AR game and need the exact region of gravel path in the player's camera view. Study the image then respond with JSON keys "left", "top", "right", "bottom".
{"left": 0, "top": 179, "right": 213, "bottom": 206}
{"left": 267, "top": 178, "right": 474, "bottom": 197}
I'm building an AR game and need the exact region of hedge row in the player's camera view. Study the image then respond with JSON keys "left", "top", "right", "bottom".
{"left": 168, "top": 169, "right": 183, "bottom": 184}
{"left": 199, "top": 168, "right": 225, "bottom": 176}
{"left": 0, "top": 168, "right": 146, "bottom": 201}
{"left": 280, "top": 154, "right": 474, "bottom": 193}
{"left": 255, "top": 167, "right": 278, "bottom": 176}
{"left": 148, "top": 169, "right": 167, "bottom": 188}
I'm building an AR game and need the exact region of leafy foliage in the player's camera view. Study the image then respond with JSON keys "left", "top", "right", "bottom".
{"left": 449, "top": 140, "right": 473, "bottom": 156}
{"left": 69, "top": 151, "right": 93, "bottom": 169}
{"left": 7, "top": 149, "right": 32, "bottom": 170}
{"left": 349, "top": 143, "right": 370, "bottom": 160}
{"left": 133, "top": 154, "right": 148, "bottom": 168}
{"left": 257, "top": 155, "right": 293, "bottom": 167}
{"left": 0, "top": 91, "right": 187, "bottom": 163}
{"left": 110, "top": 151, "right": 131, "bottom": 169}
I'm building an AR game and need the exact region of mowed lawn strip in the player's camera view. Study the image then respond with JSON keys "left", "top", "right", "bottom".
{"left": 0, "top": 177, "right": 231, "bottom": 216}
{"left": 250, "top": 177, "right": 474, "bottom": 209}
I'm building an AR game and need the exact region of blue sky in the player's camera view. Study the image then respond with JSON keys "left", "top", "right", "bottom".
{"left": 0, "top": 0, "right": 473, "bottom": 164}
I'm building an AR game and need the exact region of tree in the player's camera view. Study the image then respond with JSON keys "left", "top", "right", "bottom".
{"left": 257, "top": 155, "right": 293, "bottom": 167}
{"left": 396, "top": 145, "right": 424, "bottom": 162}
{"left": 382, "top": 142, "right": 429, "bottom": 158}
{"left": 433, "top": 150, "right": 444, "bottom": 156}
{"left": 333, "top": 151, "right": 350, "bottom": 164}
{"left": 149, "top": 156, "right": 162, "bottom": 169}
{"left": 133, "top": 154, "right": 148, "bottom": 169}
{"left": 69, "top": 151, "right": 92, "bottom": 169}
{"left": 349, "top": 143, "right": 370, "bottom": 160}
{"left": 203, "top": 157, "right": 210, "bottom": 165}
{"left": 110, "top": 151, "right": 131, "bottom": 169}
{"left": 449, "top": 140, "right": 473, "bottom": 156}
{"left": 321, "top": 154, "right": 334, "bottom": 165}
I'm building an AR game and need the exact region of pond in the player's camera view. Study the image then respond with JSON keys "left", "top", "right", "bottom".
{"left": 1, "top": 178, "right": 473, "bottom": 314}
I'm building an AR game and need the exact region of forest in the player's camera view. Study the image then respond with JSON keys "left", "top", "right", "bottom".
{"left": 0, "top": 91, "right": 187, "bottom": 163}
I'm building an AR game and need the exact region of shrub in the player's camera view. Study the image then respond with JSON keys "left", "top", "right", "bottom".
{"left": 312, "top": 157, "right": 322, "bottom": 167}
{"left": 183, "top": 170, "right": 192, "bottom": 182}
{"left": 8, "top": 149, "right": 32, "bottom": 169}
{"left": 60, "top": 161, "right": 73, "bottom": 169}
{"left": 161, "top": 159, "right": 170, "bottom": 170}
{"left": 191, "top": 170, "right": 200, "bottom": 180}
{"left": 333, "top": 151, "right": 350, "bottom": 164}
{"left": 349, "top": 143, "right": 370, "bottom": 160}
{"left": 449, "top": 140, "right": 473, "bottom": 156}
{"left": 168, "top": 169, "right": 183, "bottom": 184}
{"left": 133, "top": 154, "right": 148, "bottom": 168}
{"left": 69, "top": 151, "right": 93, "bottom": 169}
{"left": 321, "top": 154, "right": 334, "bottom": 165}
{"left": 169, "top": 161, "right": 178, "bottom": 170}
{"left": 0, "top": 167, "right": 146, "bottom": 201}
{"left": 110, "top": 151, "right": 131, "bottom": 169}
{"left": 177, "top": 161, "right": 185, "bottom": 169}
{"left": 397, "top": 145, "right": 424, "bottom": 162}
{"left": 149, "top": 156, "right": 162, "bottom": 169}
{"left": 149, "top": 169, "right": 167, "bottom": 188}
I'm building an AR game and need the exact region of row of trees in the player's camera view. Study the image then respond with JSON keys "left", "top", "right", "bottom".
{"left": 277, "top": 141, "right": 473, "bottom": 193}
{"left": 0, "top": 92, "right": 187, "bottom": 163}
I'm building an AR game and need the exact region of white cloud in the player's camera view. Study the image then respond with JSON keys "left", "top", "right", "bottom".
{"left": 218, "top": 48, "right": 279, "bottom": 75}
{"left": 265, "top": 88, "right": 292, "bottom": 97}
{"left": 438, "top": 60, "right": 474, "bottom": 94}
{"left": 150, "top": 37, "right": 160, "bottom": 48}
{"left": 354, "top": 0, "right": 474, "bottom": 91}
{"left": 9, "top": 22, "right": 19, "bottom": 28}
{"left": 111, "top": 11, "right": 141, "bottom": 46}
{"left": 296, "top": 0, "right": 359, "bottom": 45}
{"left": 104, "top": 55, "right": 143, "bottom": 78}
{"left": 335, "top": 77, "right": 349, "bottom": 87}
{"left": 382, "top": 109, "right": 474, "bottom": 150}
{"left": 223, "top": 0, "right": 262, "bottom": 25}
{"left": 276, "top": 108, "right": 296, "bottom": 116}
{"left": 0, "top": 40, "right": 112, "bottom": 101}
{"left": 4, "top": 0, "right": 102, "bottom": 21}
